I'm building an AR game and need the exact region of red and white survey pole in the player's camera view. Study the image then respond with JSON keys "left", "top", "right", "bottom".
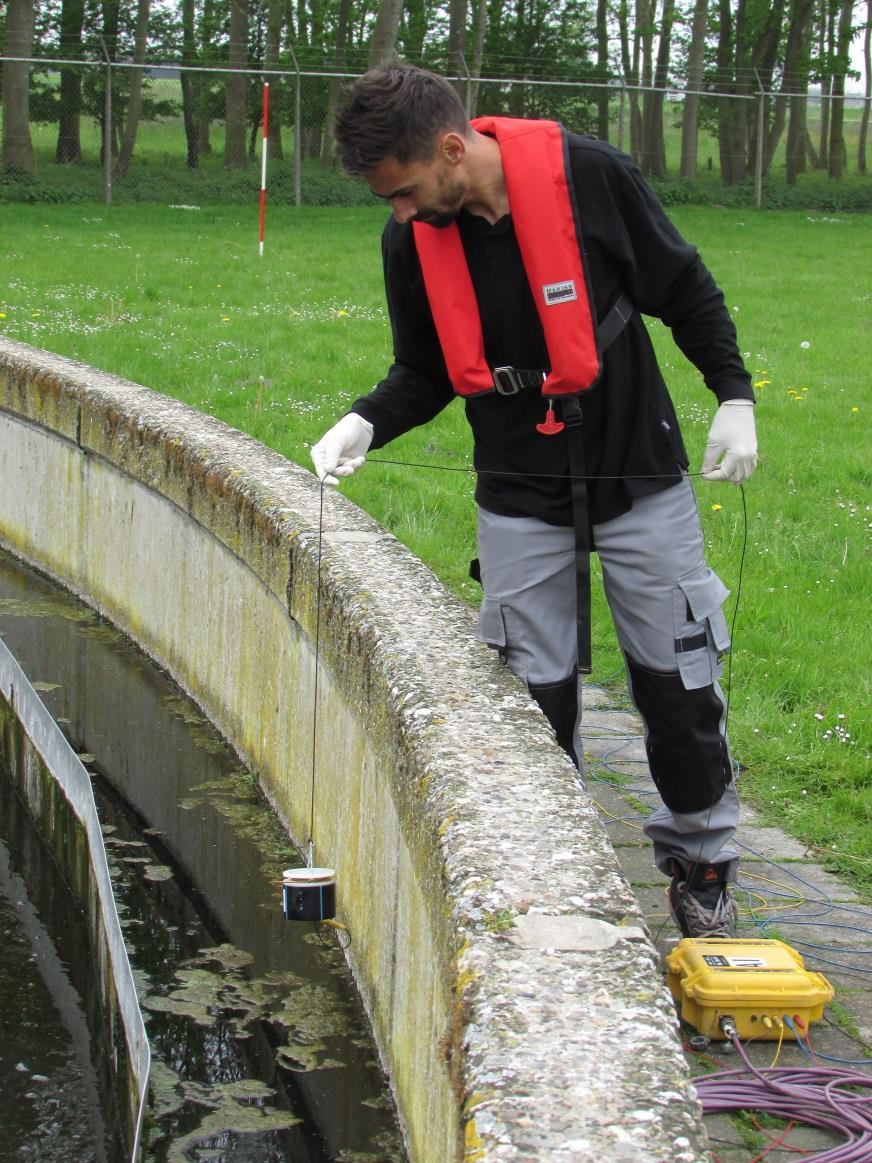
{"left": 259, "top": 82, "right": 269, "bottom": 256}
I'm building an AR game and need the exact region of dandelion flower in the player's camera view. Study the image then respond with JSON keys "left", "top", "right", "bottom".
{"left": 754, "top": 379, "right": 770, "bottom": 388}
{"left": 851, "top": 406, "right": 859, "bottom": 413}
{"left": 711, "top": 504, "right": 722, "bottom": 512}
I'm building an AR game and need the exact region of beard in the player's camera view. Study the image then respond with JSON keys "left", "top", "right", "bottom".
{"left": 412, "top": 172, "right": 467, "bottom": 228}
{"left": 412, "top": 207, "right": 461, "bottom": 228}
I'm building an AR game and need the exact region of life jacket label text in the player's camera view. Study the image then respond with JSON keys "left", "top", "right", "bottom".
{"left": 543, "top": 280, "right": 578, "bottom": 306}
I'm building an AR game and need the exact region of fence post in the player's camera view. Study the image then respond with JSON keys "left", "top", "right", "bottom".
{"left": 289, "top": 47, "right": 301, "bottom": 208}
{"left": 755, "top": 72, "right": 765, "bottom": 209}
{"left": 101, "top": 42, "right": 112, "bottom": 205}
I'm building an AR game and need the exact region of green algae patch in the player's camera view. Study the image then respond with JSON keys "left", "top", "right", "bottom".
{"left": 143, "top": 995, "right": 215, "bottom": 1027}
{"left": 191, "top": 943, "right": 255, "bottom": 972}
{"left": 142, "top": 945, "right": 359, "bottom": 1076}
{"left": 146, "top": 1061, "right": 302, "bottom": 1163}
{"left": 0, "top": 596, "right": 97, "bottom": 623}
{"left": 180, "top": 771, "right": 300, "bottom": 874}
{"left": 160, "top": 694, "right": 230, "bottom": 755}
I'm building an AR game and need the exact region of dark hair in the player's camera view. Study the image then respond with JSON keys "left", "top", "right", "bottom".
{"left": 333, "top": 64, "right": 469, "bottom": 176}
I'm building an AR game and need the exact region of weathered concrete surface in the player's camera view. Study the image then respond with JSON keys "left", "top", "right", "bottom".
{"left": 0, "top": 336, "right": 712, "bottom": 1163}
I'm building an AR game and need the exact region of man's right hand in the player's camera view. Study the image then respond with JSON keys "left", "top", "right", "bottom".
{"left": 310, "top": 414, "right": 374, "bottom": 486}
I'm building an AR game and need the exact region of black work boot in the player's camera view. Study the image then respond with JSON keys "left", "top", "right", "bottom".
{"left": 668, "top": 861, "right": 738, "bottom": 938}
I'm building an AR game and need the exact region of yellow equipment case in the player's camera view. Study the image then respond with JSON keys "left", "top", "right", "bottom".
{"left": 666, "top": 937, "right": 834, "bottom": 1041}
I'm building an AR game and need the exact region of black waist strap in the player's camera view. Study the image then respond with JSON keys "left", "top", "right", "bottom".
{"left": 563, "top": 291, "right": 634, "bottom": 674}
{"left": 489, "top": 292, "right": 635, "bottom": 396}
{"left": 560, "top": 396, "right": 592, "bottom": 674}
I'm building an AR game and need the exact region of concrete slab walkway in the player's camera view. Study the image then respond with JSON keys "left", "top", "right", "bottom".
{"left": 580, "top": 680, "right": 872, "bottom": 1163}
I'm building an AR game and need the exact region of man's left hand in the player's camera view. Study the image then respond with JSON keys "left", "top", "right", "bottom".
{"left": 701, "top": 400, "right": 758, "bottom": 484}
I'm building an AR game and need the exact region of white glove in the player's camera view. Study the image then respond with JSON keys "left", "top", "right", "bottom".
{"left": 701, "top": 400, "right": 758, "bottom": 484}
{"left": 311, "top": 413, "right": 374, "bottom": 486}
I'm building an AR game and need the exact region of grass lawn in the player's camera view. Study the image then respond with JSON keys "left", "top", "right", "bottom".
{"left": 1, "top": 202, "right": 870, "bottom": 889}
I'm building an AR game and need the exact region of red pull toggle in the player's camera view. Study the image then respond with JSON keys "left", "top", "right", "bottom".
{"left": 536, "top": 404, "right": 565, "bottom": 436}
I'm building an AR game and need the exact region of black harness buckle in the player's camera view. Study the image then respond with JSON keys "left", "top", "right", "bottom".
{"left": 492, "top": 366, "right": 546, "bottom": 396}
{"left": 492, "top": 366, "right": 523, "bottom": 396}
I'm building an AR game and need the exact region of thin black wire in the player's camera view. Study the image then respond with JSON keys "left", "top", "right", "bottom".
{"left": 723, "top": 483, "right": 749, "bottom": 733}
{"left": 307, "top": 482, "right": 326, "bottom": 865}
{"left": 369, "top": 456, "right": 710, "bottom": 482}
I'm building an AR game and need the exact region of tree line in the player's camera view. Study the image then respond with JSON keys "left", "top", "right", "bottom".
{"left": 2, "top": 0, "right": 870, "bottom": 185}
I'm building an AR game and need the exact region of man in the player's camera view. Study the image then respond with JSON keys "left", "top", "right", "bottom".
{"left": 311, "top": 64, "right": 757, "bottom": 939}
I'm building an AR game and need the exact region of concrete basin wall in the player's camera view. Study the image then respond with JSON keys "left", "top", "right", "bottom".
{"left": 0, "top": 336, "right": 711, "bottom": 1163}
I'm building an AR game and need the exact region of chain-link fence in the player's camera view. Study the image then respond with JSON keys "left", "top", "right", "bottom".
{"left": 1, "top": 57, "right": 869, "bottom": 207}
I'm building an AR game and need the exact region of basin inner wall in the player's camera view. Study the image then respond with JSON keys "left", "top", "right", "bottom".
{"left": 0, "top": 337, "right": 711, "bottom": 1163}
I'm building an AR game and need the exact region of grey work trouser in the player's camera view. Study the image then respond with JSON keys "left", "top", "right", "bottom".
{"left": 474, "top": 476, "right": 740, "bottom": 878}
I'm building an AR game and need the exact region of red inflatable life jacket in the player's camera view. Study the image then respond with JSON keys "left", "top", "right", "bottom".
{"left": 411, "top": 116, "right": 600, "bottom": 399}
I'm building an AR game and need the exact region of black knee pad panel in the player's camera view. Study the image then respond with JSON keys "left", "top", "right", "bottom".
{"left": 625, "top": 656, "right": 731, "bottom": 813}
{"left": 528, "top": 674, "right": 579, "bottom": 768}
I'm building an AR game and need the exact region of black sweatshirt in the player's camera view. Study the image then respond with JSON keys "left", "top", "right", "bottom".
{"left": 351, "top": 133, "right": 754, "bottom": 528}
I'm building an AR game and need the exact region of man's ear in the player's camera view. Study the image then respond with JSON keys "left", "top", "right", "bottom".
{"left": 439, "top": 131, "right": 467, "bottom": 166}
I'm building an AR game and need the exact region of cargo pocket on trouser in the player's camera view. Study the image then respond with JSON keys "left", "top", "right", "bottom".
{"left": 673, "top": 565, "right": 731, "bottom": 690}
{"left": 476, "top": 596, "right": 523, "bottom": 679}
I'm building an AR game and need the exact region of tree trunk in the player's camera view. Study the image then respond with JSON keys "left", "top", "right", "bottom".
{"left": 680, "top": 0, "right": 708, "bottom": 178}
{"left": 369, "top": 0, "right": 403, "bottom": 67}
{"left": 616, "top": 0, "right": 631, "bottom": 149}
{"left": 402, "top": 0, "right": 428, "bottom": 59}
{"left": 805, "top": 125, "right": 820, "bottom": 166}
{"left": 595, "top": 0, "right": 610, "bottom": 140}
{"left": 198, "top": 0, "right": 218, "bottom": 156}
{"left": 746, "top": 0, "right": 785, "bottom": 175}
{"left": 100, "top": 0, "right": 121, "bottom": 162}
{"left": 640, "top": 0, "right": 675, "bottom": 178}
{"left": 225, "top": 0, "right": 249, "bottom": 168}
{"left": 786, "top": 90, "right": 809, "bottom": 181}
{"left": 633, "top": 0, "right": 652, "bottom": 161}
{"left": 114, "top": 0, "right": 151, "bottom": 179}
{"left": 817, "top": 1, "right": 832, "bottom": 169}
{"left": 181, "top": 0, "right": 199, "bottom": 168}
{"left": 468, "top": 0, "right": 488, "bottom": 117}
{"left": 617, "top": 0, "right": 638, "bottom": 155}
{"left": 769, "top": 0, "right": 815, "bottom": 174}
{"left": 1, "top": 0, "right": 36, "bottom": 173}
{"left": 828, "top": 0, "right": 855, "bottom": 177}
{"left": 447, "top": 0, "right": 469, "bottom": 98}
{"left": 264, "top": 0, "right": 284, "bottom": 161}
{"left": 716, "top": 0, "right": 743, "bottom": 183}
{"left": 56, "top": 0, "right": 86, "bottom": 163}
{"left": 324, "top": 0, "right": 352, "bottom": 158}
{"left": 859, "top": 0, "right": 871, "bottom": 172}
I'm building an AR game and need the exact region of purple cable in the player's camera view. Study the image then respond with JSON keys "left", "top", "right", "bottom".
{"left": 694, "top": 1032, "right": 872, "bottom": 1162}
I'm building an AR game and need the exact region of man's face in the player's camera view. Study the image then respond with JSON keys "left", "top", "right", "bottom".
{"left": 366, "top": 150, "right": 467, "bottom": 228}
